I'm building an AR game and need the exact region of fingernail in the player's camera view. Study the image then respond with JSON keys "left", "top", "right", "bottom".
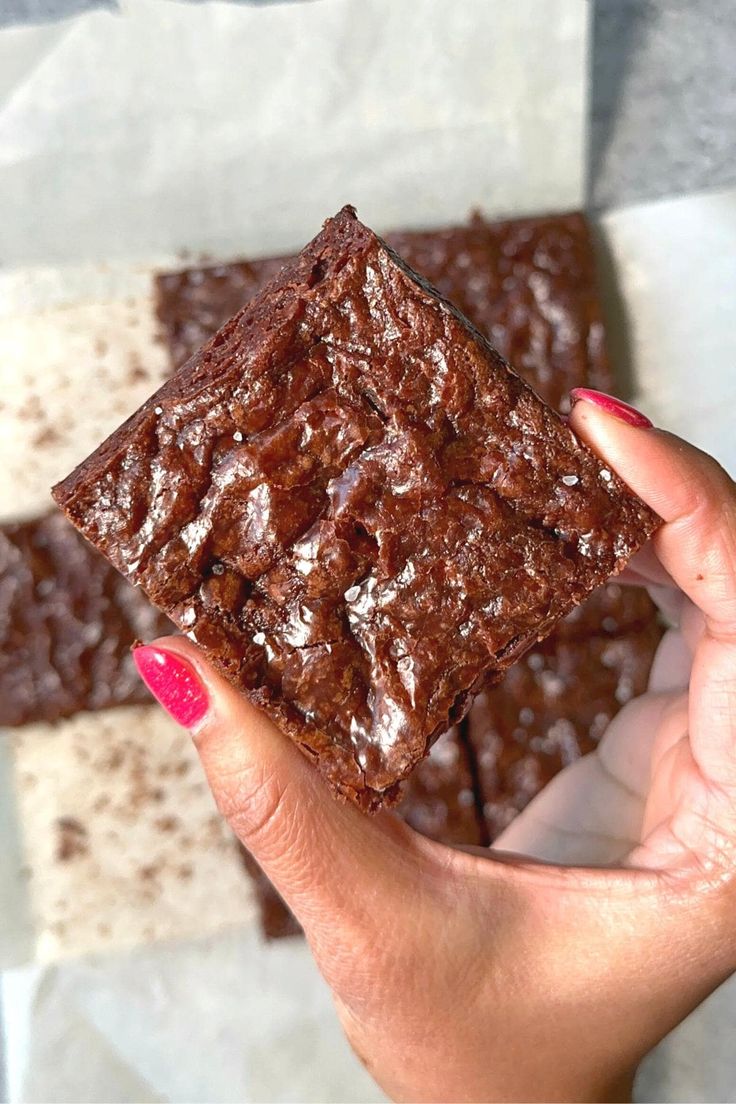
{"left": 569, "top": 388, "right": 653, "bottom": 429}
{"left": 133, "top": 644, "right": 209, "bottom": 728}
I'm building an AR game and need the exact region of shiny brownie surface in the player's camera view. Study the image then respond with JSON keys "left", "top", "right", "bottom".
{"left": 54, "top": 208, "right": 658, "bottom": 809}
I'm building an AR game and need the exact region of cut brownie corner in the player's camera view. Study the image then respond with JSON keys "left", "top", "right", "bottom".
{"left": 0, "top": 511, "right": 172, "bottom": 727}
{"left": 239, "top": 845, "right": 302, "bottom": 940}
{"left": 52, "top": 205, "right": 660, "bottom": 811}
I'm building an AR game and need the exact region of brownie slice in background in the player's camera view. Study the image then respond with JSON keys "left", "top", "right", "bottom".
{"left": 156, "top": 213, "right": 612, "bottom": 412}
{"left": 398, "top": 726, "right": 484, "bottom": 846}
{"left": 554, "top": 580, "right": 656, "bottom": 641}
{"left": 467, "top": 620, "right": 663, "bottom": 840}
{"left": 157, "top": 255, "right": 289, "bottom": 374}
{"left": 0, "top": 512, "right": 171, "bottom": 727}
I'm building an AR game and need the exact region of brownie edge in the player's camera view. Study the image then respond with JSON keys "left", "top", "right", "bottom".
{"left": 52, "top": 206, "right": 659, "bottom": 811}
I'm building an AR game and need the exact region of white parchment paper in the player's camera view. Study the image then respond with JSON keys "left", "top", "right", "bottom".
{"left": 2, "top": 928, "right": 385, "bottom": 1104}
{"left": 0, "top": 0, "right": 588, "bottom": 267}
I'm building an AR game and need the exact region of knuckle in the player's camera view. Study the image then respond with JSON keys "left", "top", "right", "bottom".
{"left": 214, "top": 759, "right": 293, "bottom": 851}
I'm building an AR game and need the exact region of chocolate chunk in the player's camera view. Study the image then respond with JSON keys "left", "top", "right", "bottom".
{"left": 468, "top": 620, "right": 663, "bottom": 840}
{"left": 0, "top": 512, "right": 172, "bottom": 727}
{"left": 156, "top": 213, "right": 611, "bottom": 412}
{"left": 54, "top": 207, "right": 659, "bottom": 810}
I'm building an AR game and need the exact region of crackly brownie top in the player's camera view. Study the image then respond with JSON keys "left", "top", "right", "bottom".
{"left": 0, "top": 512, "right": 170, "bottom": 727}
{"left": 156, "top": 213, "right": 612, "bottom": 412}
{"left": 55, "top": 207, "right": 658, "bottom": 808}
{"left": 157, "top": 255, "right": 289, "bottom": 373}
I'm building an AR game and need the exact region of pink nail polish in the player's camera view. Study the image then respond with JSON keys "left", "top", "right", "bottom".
{"left": 133, "top": 645, "right": 209, "bottom": 728}
{"left": 569, "top": 388, "right": 653, "bottom": 429}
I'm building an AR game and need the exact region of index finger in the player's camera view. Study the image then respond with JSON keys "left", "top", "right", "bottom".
{"left": 570, "top": 393, "right": 736, "bottom": 641}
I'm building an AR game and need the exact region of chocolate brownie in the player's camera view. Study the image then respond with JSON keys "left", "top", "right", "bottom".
{"left": 468, "top": 621, "right": 663, "bottom": 840}
{"left": 54, "top": 207, "right": 658, "bottom": 810}
{"left": 398, "top": 726, "right": 484, "bottom": 846}
{"left": 156, "top": 213, "right": 611, "bottom": 412}
{"left": 555, "top": 581, "right": 657, "bottom": 641}
{"left": 0, "top": 512, "right": 171, "bottom": 727}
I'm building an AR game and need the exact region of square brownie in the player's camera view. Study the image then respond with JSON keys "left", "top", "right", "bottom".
{"left": 156, "top": 213, "right": 612, "bottom": 412}
{"left": 54, "top": 207, "right": 658, "bottom": 810}
{"left": 0, "top": 512, "right": 171, "bottom": 727}
{"left": 468, "top": 621, "right": 663, "bottom": 839}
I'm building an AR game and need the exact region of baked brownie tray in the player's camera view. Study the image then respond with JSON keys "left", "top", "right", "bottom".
{"left": 2, "top": 207, "right": 662, "bottom": 958}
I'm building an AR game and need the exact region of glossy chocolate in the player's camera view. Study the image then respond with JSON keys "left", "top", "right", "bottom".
{"left": 54, "top": 207, "right": 658, "bottom": 809}
{"left": 156, "top": 213, "right": 612, "bottom": 413}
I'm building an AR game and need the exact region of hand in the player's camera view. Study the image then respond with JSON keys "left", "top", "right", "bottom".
{"left": 500, "top": 396, "right": 736, "bottom": 876}
{"left": 134, "top": 391, "right": 736, "bottom": 1103}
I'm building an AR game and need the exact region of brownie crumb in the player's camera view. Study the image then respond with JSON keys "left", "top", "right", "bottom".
{"left": 32, "top": 426, "right": 62, "bottom": 448}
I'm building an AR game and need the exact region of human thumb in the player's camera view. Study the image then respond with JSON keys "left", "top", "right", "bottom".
{"left": 132, "top": 636, "right": 436, "bottom": 953}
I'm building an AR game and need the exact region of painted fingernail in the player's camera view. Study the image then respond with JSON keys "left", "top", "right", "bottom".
{"left": 569, "top": 388, "right": 653, "bottom": 429}
{"left": 133, "top": 644, "right": 209, "bottom": 728}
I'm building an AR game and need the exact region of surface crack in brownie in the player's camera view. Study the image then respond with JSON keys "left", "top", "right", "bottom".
{"left": 53, "top": 207, "right": 659, "bottom": 810}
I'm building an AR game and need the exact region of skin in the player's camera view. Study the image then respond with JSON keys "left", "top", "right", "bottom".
{"left": 149, "top": 400, "right": 736, "bottom": 1102}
